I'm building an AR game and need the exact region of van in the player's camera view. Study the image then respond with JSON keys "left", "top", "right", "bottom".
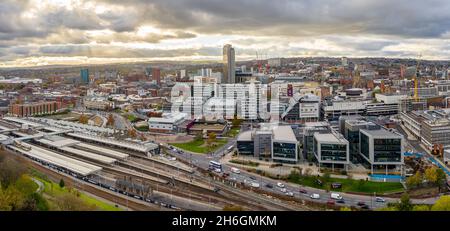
{"left": 310, "top": 193, "right": 320, "bottom": 199}
{"left": 251, "top": 182, "right": 260, "bottom": 188}
{"left": 330, "top": 192, "right": 343, "bottom": 200}
{"left": 231, "top": 167, "right": 240, "bottom": 174}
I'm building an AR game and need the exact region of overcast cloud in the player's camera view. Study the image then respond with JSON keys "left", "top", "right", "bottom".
{"left": 1, "top": 0, "right": 450, "bottom": 67}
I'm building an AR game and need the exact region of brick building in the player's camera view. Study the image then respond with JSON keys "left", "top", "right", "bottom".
{"left": 9, "top": 101, "right": 62, "bottom": 117}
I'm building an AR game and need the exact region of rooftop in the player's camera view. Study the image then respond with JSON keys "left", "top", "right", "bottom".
{"left": 273, "top": 126, "right": 297, "bottom": 142}
{"left": 360, "top": 128, "right": 403, "bottom": 139}
{"left": 314, "top": 132, "right": 348, "bottom": 144}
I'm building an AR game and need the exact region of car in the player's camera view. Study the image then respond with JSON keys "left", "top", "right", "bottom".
{"left": 375, "top": 197, "right": 385, "bottom": 203}
{"left": 250, "top": 182, "right": 260, "bottom": 188}
{"left": 277, "top": 182, "right": 285, "bottom": 188}
{"left": 331, "top": 183, "right": 342, "bottom": 189}
{"left": 360, "top": 205, "right": 370, "bottom": 210}
{"left": 336, "top": 199, "right": 345, "bottom": 204}
{"left": 231, "top": 167, "right": 241, "bottom": 174}
{"left": 265, "top": 184, "right": 274, "bottom": 188}
{"left": 357, "top": 201, "right": 366, "bottom": 206}
{"left": 280, "top": 188, "right": 287, "bottom": 193}
{"left": 285, "top": 191, "right": 294, "bottom": 197}
{"left": 327, "top": 200, "right": 335, "bottom": 206}
{"left": 214, "top": 168, "right": 222, "bottom": 173}
{"left": 249, "top": 176, "right": 257, "bottom": 180}
{"left": 299, "top": 189, "right": 308, "bottom": 194}
{"left": 310, "top": 193, "right": 320, "bottom": 199}
{"left": 316, "top": 179, "right": 323, "bottom": 186}
{"left": 229, "top": 177, "right": 237, "bottom": 181}
{"left": 222, "top": 172, "right": 230, "bottom": 178}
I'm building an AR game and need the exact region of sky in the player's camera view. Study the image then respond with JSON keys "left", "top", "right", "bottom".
{"left": 1, "top": 0, "right": 450, "bottom": 67}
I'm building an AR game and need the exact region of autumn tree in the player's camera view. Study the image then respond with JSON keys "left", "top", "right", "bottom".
{"left": 406, "top": 171, "right": 423, "bottom": 189}
{"left": 78, "top": 114, "right": 89, "bottom": 124}
{"left": 431, "top": 195, "right": 450, "bottom": 211}
{"left": 424, "top": 166, "right": 446, "bottom": 189}
{"left": 128, "top": 129, "right": 137, "bottom": 138}
{"left": 106, "top": 114, "right": 115, "bottom": 126}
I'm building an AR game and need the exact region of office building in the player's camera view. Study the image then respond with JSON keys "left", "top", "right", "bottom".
{"left": 236, "top": 125, "right": 298, "bottom": 163}
{"left": 359, "top": 128, "right": 404, "bottom": 175}
{"left": 223, "top": 44, "right": 235, "bottom": 84}
{"left": 80, "top": 69, "right": 90, "bottom": 84}
{"left": 313, "top": 132, "right": 350, "bottom": 170}
{"left": 282, "top": 93, "right": 320, "bottom": 123}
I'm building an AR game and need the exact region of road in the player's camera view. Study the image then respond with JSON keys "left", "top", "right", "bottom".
{"left": 164, "top": 139, "right": 441, "bottom": 210}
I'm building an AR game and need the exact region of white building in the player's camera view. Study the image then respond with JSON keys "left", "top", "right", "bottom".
{"left": 147, "top": 113, "right": 187, "bottom": 133}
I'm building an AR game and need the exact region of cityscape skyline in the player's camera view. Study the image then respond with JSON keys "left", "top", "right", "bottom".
{"left": 1, "top": 0, "right": 450, "bottom": 67}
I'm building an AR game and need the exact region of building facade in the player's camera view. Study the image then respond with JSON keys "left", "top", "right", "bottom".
{"left": 9, "top": 101, "right": 62, "bottom": 117}
{"left": 223, "top": 44, "right": 235, "bottom": 84}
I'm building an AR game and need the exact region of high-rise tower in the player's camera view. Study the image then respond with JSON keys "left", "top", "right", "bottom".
{"left": 223, "top": 44, "right": 235, "bottom": 83}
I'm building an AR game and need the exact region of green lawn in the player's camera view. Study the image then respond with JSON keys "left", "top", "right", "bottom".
{"left": 170, "top": 138, "right": 228, "bottom": 154}
{"left": 39, "top": 178, "right": 122, "bottom": 211}
{"left": 288, "top": 173, "right": 404, "bottom": 194}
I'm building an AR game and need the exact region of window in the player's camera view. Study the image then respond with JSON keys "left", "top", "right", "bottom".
{"left": 360, "top": 133, "right": 370, "bottom": 159}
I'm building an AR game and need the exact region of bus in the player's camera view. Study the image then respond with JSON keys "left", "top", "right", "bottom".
{"left": 209, "top": 161, "right": 222, "bottom": 172}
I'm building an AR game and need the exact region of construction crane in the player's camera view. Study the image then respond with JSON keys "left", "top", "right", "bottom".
{"left": 413, "top": 55, "right": 422, "bottom": 102}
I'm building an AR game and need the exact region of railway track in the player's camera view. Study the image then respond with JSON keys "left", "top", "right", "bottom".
{"left": 18, "top": 155, "right": 166, "bottom": 211}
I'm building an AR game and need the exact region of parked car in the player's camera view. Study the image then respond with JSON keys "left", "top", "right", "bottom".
{"left": 336, "top": 199, "right": 346, "bottom": 204}
{"left": 310, "top": 193, "right": 320, "bottom": 199}
{"left": 280, "top": 188, "right": 287, "bottom": 193}
{"left": 316, "top": 179, "right": 323, "bottom": 186}
{"left": 299, "top": 189, "right": 308, "bottom": 194}
{"left": 285, "top": 191, "right": 294, "bottom": 197}
{"left": 375, "top": 197, "right": 385, "bottom": 203}
{"left": 327, "top": 200, "right": 335, "bottom": 206}
{"left": 277, "top": 182, "right": 285, "bottom": 188}
{"left": 265, "top": 183, "right": 274, "bottom": 188}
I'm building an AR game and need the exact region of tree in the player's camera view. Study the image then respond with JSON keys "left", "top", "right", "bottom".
{"left": 59, "top": 179, "right": 65, "bottom": 188}
{"left": 424, "top": 166, "right": 438, "bottom": 184}
{"left": 412, "top": 205, "right": 430, "bottom": 211}
{"left": 231, "top": 116, "right": 242, "bottom": 128}
{"left": 106, "top": 114, "right": 115, "bottom": 126}
{"left": 397, "top": 193, "right": 413, "bottom": 211}
{"left": 128, "top": 129, "right": 137, "bottom": 138}
{"left": 406, "top": 171, "right": 423, "bottom": 189}
{"left": 340, "top": 207, "right": 352, "bottom": 211}
{"left": 78, "top": 114, "right": 89, "bottom": 124}
{"left": 206, "top": 132, "right": 217, "bottom": 146}
{"left": 431, "top": 195, "right": 450, "bottom": 211}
